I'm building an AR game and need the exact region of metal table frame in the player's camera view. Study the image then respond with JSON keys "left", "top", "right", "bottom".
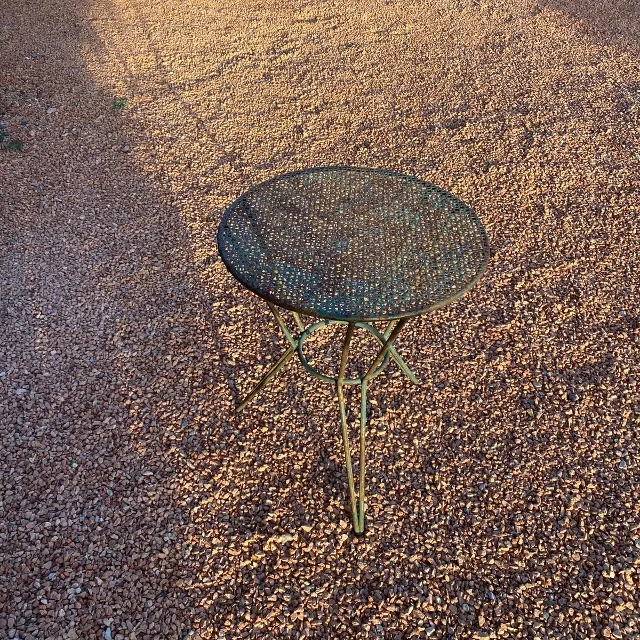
{"left": 237, "top": 301, "right": 418, "bottom": 536}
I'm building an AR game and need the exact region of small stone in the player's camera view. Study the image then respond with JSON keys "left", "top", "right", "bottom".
{"left": 104, "top": 628, "right": 112, "bottom": 640}
{"left": 567, "top": 392, "right": 579, "bottom": 403}
{"left": 532, "top": 380, "right": 542, "bottom": 389}
{"left": 619, "top": 459, "right": 628, "bottom": 470}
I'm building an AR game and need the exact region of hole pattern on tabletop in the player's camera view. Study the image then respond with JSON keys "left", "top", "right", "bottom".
{"left": 217, "top": 166, "right": 489, "bottom": 321}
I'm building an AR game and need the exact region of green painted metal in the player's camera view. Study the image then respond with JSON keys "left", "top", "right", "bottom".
{"left": 296, "top": 320, "right": 391, "bottom": 385}
{"left": 267, "top": 301, "right": 297, "bottom": 349}
{"left": 236, "top": 344, "right": 296, "bottom": 413}
{"left": 364, "top": 318, "right": 408, "bottom": 382}
{"left": 220, "top": 167, "right": 489, "bottom": 535}
{"left": 382, "top": 320, "right": 419, "bottom": 384}
{"left": 358, "top": 379, "right": 368, "bottom": 535}
{"left": 336, "top": 323, "right": 360, "bottom": 532}
{"left": 292, "top": 312, "right": 305, "bottom": 332}
{"left": 235, "top": 311, "right": 417, "bottom": 411}
{"left": 335, "top": 317, "right": 408, "bottom": 535}
{"left": 218, "top": 166, "right": 490, "bottom": 323}
{"left": 235, "top": 304, "right": 416, "bottom": 535}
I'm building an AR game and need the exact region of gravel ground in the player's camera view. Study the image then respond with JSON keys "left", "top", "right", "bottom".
{"left": 1, "top": 0, "right": 639, "bottom": 638}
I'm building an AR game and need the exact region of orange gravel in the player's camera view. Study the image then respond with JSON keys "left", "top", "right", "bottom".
{"left": 1, "top": 0, "right": 639, "bottom": 639}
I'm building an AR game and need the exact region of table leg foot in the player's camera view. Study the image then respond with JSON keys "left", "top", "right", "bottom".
{"left": 353, "top": 514, "right": 367, "bottom": 537}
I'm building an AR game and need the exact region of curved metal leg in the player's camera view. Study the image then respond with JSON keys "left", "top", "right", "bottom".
{"left": 236, "top": 304, "right": 299, "bottom": 412}
{"left": 383, "top": 320, "right": 419, "bottom": 384}
{"left": 236, "top": 344, "right": 296, "bottom": 413}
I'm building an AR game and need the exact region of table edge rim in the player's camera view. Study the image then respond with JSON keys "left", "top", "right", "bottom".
{"left": 216, "top": 165, "right": 490, "bottom": 321}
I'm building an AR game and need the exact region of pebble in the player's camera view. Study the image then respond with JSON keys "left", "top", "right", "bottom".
{"left": 2, "top": 2, "right": 638, "bottom": 640}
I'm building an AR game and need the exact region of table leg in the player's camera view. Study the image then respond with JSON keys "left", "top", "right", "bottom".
{"left": 367, "top": 318, "right": 409, "bottom": 381}
{"left": 236, "top": 345, "right": 296, "bottom": 413}
{"left": 267, "top": 302, "right": 298, "bottom": 349}
{"left": 383, "top": 320, "right": 419, "bottom": 384}
{"left": 337, "top": 318, "right": 410, "bottom": 535}
{"left": 236, "top": 303, "right": 414, "bottom": 534}
{"left": 236, "top": 303, "right": 299, "bottom": 412}
{"left": 292, "top": 312, "right": 306, "bottom": 332}
{"left": 357, "top": 378, "right": 368, "bottom": 535}
{"left": 336, "top": 323, "right": 363, "bottom": 533}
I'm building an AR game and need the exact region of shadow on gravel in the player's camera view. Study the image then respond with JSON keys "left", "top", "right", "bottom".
{"left": 0, "top": 0, "right": 215, "bottom": 638}
{"left": 544, "top": 0, "right": 640, "bottom": 49}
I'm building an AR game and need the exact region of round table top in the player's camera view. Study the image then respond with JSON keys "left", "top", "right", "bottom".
{"left": 217, "top": 166, "right": 489, "bottom": 322}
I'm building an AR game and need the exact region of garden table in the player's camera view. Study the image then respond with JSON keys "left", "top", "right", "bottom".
{"left": 217, "top": 166, "right": 489, "bottom": 535}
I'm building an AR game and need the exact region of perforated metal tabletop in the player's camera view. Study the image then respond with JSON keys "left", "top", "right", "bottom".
{"left": 217, "top": 166, "right": 489, "bottom": 322}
